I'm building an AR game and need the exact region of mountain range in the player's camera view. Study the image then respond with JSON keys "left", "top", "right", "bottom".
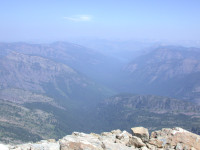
{"left": 124, "top": 46, "right": 200, "bottom": 104}
{"left": 1, "top": 42, "right": 200, "bottom": 144}
{"left": 0, "top": 44, "right": 113, "bottom": 143}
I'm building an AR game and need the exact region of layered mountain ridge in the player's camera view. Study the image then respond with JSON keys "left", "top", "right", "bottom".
{"left": 102, "top": 94, "right": 200, "bottom": 114}
{"left": 0, "top": 42, "right": 123, "bottom": 88}
{"left": 96, "top": 94, "right": 200, "bottom": 133}
{"left": 0, "top": 49, "right": 111, "bottom": 105}
{"left": 0, "top": 44, "right": 114, "bottom": 143}
{"left": 124, "top": 46, "right": 200, "bottom": 104}
{"left": 1, "top": 42, "right": 200, "bottom": 144}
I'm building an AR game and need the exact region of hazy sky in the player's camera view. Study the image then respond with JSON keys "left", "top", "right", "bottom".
{"left": 1, "top": 0, "right": 200, "bottom": 42}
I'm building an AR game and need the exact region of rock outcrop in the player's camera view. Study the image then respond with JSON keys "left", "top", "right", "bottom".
{"left": 131, "top": 127, "right": 149, "bottom": 142}
{"left": 1, "top": 127, "right": 200, "bottom": 150}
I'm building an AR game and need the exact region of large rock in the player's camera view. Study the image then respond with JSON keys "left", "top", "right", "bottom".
{"left": 127, "top": 136, "right": 145, "bottom": 148}
{"left": 150, "top": 127, "right": 200, "bottom": 149}
{"left": 102, "top": 141, "right": 135, "bottom": 150}
{"left": 60, "top": 130, "right": 135, "bottom": 150}
{"left": 101, "top": 130, "right": 134, "bottom": 150}
{"left": 0, "top": 144, "right": 9, "bottom": 150}
{"left": 59, "top": 132, "right": 103, "bottom": 150}
{"left": 149, "top": 138, "right": 164, "bottom": 148}
{"left": 9, "top": 140, "right": 59, "bottom": 150}
{"left": 131, "top": 127, "right": 149, "bottom": 142}
{"left": 1, "top": 126, "right": 200, "bottom": 150}
{"left": 115, "top": 130, "right": 132, "bottom": 145}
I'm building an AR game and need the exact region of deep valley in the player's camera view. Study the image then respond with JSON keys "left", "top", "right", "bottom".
{"left": 1, "top": 42, "right": 200, "bottom": 144}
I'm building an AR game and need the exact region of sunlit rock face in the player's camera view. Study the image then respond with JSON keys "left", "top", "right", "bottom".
{"left": 2, "top": 127, "right": 200, "bottom": 150}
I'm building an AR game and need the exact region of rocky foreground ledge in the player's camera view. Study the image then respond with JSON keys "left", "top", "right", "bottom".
{"left": 0, "top": 127, "right": 200, "bottom": 150}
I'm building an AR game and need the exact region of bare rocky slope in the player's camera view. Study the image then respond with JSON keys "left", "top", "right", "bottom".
{"left": 124, "top": 46, "right": 200, "bottom": 104}
{"left": 0, "top": 126, "right": 200, "bottom": 150}
{"left": 0, "top": 42, "right": 124, "bottom": 88}
{"left": 0, "top": 46, "right": 113, "bottom": 143}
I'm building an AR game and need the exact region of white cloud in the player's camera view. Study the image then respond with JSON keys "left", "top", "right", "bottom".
{"left": 64, "top": 15, "right": 92, "bottom": 22}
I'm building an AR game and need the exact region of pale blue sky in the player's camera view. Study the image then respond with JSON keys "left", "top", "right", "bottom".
{"left": 0, "top": 0, "right": 200, "bottom": 42}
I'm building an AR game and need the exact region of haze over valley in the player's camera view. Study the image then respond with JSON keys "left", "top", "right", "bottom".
{"left": 1, "top": 0, "right": 200, "bottom": 147}
{"left": 1, "top": 42, "right": 200, "bottom": 144}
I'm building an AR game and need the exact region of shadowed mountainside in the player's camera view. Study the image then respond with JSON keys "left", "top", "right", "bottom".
{"left": 96, "top": 94, "right": 200, "bottom": 133}
{"left": 0, "top": 48, "right": 113, "bottom": 143}
{"left": 0, "top": 42, "right": 124, "bottom": 88}
{"left": 124, "top": 46, "right": 200, "bottom": 104}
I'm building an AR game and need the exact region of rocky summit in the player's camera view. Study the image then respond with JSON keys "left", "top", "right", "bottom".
{"left": 1, "top": 127, "right": 200, "bottom": 150}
